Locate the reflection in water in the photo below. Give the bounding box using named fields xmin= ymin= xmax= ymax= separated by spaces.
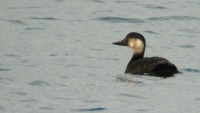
xmin=116 ymin=76 xmax=143 ymax=83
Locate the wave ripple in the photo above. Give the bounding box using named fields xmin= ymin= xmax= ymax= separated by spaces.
xmin=148 ymin=16 xmax=200 ymax=21
xmin=95 ymin=17 xmax=144 ymax=23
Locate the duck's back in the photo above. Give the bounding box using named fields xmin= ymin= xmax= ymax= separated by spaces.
xmin=125 ymin=57 xmax=178 ymax=77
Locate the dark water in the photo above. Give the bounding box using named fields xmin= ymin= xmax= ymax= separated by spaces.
xmin=0 ymin=0 xmax=200 ymax=113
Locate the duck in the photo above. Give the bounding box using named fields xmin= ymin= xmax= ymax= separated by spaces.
xmin=112 ymin=32 xmax=178 ymax=78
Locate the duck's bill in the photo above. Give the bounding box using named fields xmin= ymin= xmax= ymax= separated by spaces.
xmin=112 ymin=39 xmax=127 ymax=46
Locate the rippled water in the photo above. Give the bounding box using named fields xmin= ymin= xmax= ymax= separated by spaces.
xmin=1 ymin=0 xmax=200 ymax=113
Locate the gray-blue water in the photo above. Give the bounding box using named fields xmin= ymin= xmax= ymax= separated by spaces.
xmin=1 ymin=0 xmax=200 ymax=113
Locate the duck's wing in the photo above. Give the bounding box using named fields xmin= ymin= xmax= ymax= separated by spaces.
xmin=144 ymin=57 xmax=170 ymax=72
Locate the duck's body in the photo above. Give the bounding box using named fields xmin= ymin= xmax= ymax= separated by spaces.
xmin=125 ymin=56 xmax=178 ymax=77
xmin=113 ymin=32 xmax=178 ymax=78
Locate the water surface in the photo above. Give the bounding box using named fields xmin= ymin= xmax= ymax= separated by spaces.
xmin=0 ymin=0 xmax=200 ymax=113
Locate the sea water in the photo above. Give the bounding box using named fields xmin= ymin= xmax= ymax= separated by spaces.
xmin=0 ymin=0 xmax=200 ymax=113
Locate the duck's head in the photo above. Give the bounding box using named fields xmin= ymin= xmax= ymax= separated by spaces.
xmin=112 ymin=32 xmax=146 ymax=54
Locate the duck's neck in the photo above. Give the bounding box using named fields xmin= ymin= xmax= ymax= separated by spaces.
xmin=129 ymin=53 xmax=144 ymax=64
xmin=125 ymin=52 xmax=144 ymax=73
